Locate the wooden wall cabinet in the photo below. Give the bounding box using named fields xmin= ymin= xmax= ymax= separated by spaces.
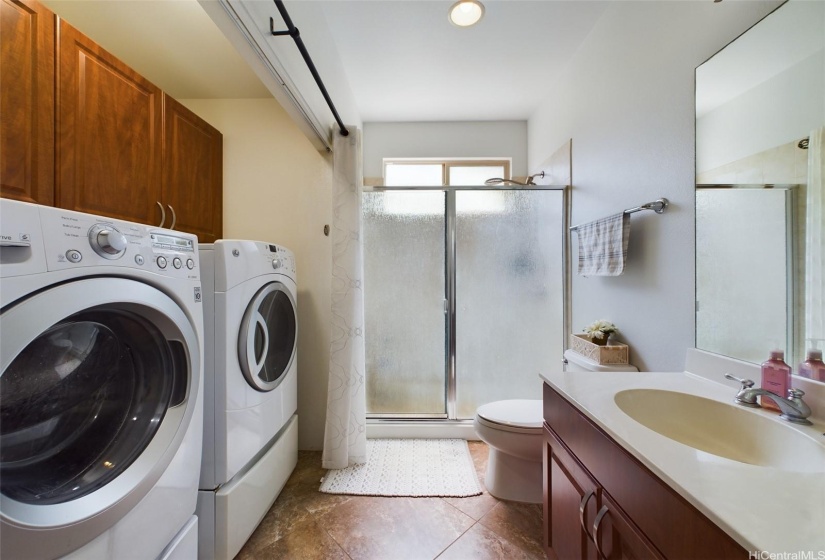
xmin=56 ymin=19 xmax=163 ymax=226
xmin=163 ymin=95 xmax=222 ymax=243
xmin=543 ymin=384 xmax=747 ymax=560
xmin=1 ymin=3 xmax=223 ymax=242
xmin=1 ymin=0 xmax=55 ymax=205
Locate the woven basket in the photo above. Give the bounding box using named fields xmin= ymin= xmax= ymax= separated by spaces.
xmin=571 ymin=334 xmax=629 ymax=365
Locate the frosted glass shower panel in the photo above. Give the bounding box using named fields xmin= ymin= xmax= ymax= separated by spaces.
xmin=363 ymin=191 xmax=447 ymax=415
xmin=455 ymin=190 xmax=564 ymax=419
xmin=696 ymin=188 xmax=790 ymax=363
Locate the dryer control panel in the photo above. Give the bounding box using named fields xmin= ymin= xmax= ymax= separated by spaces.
xmin=212 ymin=240 xmax=296 ymax=292
xmin=266 ymin=243 xmax=296 ymax=276
xmin=37 ymin=205 xmax=201 ymax=281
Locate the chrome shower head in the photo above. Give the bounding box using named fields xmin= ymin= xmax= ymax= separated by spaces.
xmin=484 ymin=171 xmax=544 ymax=186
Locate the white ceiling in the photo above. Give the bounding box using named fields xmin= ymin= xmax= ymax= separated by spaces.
xmin=695 ymin=0 xmax=824 ymax=117
xmin=313 ymin=0 xmax=610 ymax=122
xmin=42 ymin=0 xmax=610 ymax=123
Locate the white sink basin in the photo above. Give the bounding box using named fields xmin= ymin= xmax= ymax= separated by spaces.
xmin=614 ymin=389 xmax=825 ymax=472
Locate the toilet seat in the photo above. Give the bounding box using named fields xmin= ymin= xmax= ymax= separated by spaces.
xmin=476 ymin=399 xmax=543 ymax=434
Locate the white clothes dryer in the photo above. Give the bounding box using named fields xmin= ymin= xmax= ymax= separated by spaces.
xmin=197 ymin=240 xmax=298 ymax=560
xmin=0 ymin=199 xmax=204 ymax=560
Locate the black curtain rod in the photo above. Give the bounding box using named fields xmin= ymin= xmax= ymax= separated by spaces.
xmin=270 ymin=0 xmax=349 ymax=137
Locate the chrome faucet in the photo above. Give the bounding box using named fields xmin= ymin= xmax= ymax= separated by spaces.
xmin=724 ymin=374 xmax=813 ymax=426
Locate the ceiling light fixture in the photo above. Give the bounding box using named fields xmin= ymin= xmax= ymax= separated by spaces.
xmin=448 ymin=0 xmax=485 ymax=27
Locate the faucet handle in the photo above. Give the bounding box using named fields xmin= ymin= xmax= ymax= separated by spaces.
xmin=724 ymin=373 xmax=754 ymax=388
xmin=788 ymin=387 xmax=806 ymax=399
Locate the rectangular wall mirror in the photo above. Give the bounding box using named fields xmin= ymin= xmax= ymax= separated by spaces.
xmin=695 ymin=0 xmax=824 ymax=374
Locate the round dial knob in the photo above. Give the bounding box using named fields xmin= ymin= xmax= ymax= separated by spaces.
xmin=272 ymin=258 xmax=282 ymax=270
xmin=98 ymin=230 xmax=128 ymax=254
xmin=89 ymin=225 xmax=127 ymax=259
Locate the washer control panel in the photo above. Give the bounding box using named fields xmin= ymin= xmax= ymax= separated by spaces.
xmin=39 ymin=206 xmax=200 ymax=281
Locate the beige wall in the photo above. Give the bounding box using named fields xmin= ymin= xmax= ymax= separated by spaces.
xmin=181 ymin=98 xmax=333 ymax=450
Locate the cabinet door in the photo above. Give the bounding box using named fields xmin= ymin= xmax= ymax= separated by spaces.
xmin=56 ymin=19 xmax=162 ymax=224
xmin=592 ymin=491 xmax=664 ymax=560
xmin=545 ymin=427 xmax=599 ymax=560
xmin=1 ymin=0 xmax=54 ymax=205
xmin=162 ymin=95 xmax=222 ymax=242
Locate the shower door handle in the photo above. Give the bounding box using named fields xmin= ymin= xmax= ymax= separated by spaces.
xmin=444 ymin=299 xmax=449 ymax=314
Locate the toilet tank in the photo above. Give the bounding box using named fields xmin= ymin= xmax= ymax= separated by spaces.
xmin=563 ymin=349 xmax=639 ymax=372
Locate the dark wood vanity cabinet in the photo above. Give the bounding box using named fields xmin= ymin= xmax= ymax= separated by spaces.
xmin=543 ymin=384 xmax=747 ymax=560
xmin=544 ymin=429 xmax=662 ymax=560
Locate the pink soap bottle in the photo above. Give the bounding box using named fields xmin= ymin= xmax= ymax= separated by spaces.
xmin=760 ymin=350 xmax=792 ymax=412
xmin=798 ymin=349 xmax=825 ymax=382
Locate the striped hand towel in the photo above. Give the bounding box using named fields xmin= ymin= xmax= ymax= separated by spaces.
xmin=576 ymin=213 xmax=630 ymax=276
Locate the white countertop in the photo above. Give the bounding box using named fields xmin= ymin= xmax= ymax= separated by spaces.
xmin=539 ymin=369 xmax=825 ymax=554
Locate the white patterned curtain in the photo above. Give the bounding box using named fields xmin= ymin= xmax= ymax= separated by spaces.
xmin=322 ymin=127 xmax=367 ymax=469
xmin=806 ymin=127 xmax=825 ymax=351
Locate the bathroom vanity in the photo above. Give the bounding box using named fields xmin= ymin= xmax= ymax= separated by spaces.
xmin=540 ymin=368 xmax=825 ymax=559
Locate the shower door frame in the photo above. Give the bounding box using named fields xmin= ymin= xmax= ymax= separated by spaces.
xmin=364 ymin=184 xmax=571 ymax=422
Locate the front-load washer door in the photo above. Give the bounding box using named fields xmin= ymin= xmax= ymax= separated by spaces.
xmin=237 ymin=281 xmax=297 ymax=392
xmin=0 ymin=277 xmax=200 ymax=560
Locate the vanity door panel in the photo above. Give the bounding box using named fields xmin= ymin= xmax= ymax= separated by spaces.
xmin=544 ymin=384 xmax=746 ymax=559
xmin=544 ymin=426 xmax=599 ymax=560
xmin=593 ymin=491 xmax=663 ymax=560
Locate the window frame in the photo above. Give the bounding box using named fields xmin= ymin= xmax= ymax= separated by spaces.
xmin=382 ymin=158 xmax=512 ymax=187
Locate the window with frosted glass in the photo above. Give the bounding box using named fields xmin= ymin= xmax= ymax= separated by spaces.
xmin=449 ymin=166 xmax=505 ymax=186
xmin=384 ymin=164 xmax=442 ymax=186
xmin=383 ymin=160 xmax=510 ymax=187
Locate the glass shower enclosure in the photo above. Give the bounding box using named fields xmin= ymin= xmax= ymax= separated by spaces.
xmin=363 ymin=186 xmax=565 ymax=420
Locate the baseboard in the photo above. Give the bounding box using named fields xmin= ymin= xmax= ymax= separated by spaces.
xmin=366 ymin=420 xmax=479 ymax=440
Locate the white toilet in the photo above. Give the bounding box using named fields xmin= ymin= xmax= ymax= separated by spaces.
xmin=473 ymin=350 xmax=638 ymax=503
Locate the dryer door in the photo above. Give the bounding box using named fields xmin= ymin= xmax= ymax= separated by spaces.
xmin=0 ymin=277 xmax=200 ymax=560
xmin=238 ymin=281 xmax=297 ymax=392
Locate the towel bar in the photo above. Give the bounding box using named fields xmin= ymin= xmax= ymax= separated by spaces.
xmin=570 ymin=198 xmax=668 ymax=232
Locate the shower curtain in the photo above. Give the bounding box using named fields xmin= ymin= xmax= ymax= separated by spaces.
xmin=322 ymin=127 xmax=367 ymax=469
xmin=806 ymin=127 xmax=825 ymax=350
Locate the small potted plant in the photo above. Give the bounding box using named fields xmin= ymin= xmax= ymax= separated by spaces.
xmin=583 ymin=320 xmax=619 ymax=346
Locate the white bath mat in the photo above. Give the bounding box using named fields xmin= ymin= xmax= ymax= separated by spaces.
xmin=319 ymin=439 xmax=482 ymax=498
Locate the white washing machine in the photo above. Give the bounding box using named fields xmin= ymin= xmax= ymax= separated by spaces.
xmin=197 ymin=240 xmax=298 ymax=560
xmin=0 ymin=199 xmax=204 ymax=560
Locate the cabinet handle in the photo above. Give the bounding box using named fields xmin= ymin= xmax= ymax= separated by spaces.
xmin=156 ymin=201 xmax=166 ymax=228
xmin=167 ymin=205 xmax=177 ymax=230
xmin=579 ymin=489 xmax=596 ymax=542
xmin=593 ymin=505 xmax=609 ymax=560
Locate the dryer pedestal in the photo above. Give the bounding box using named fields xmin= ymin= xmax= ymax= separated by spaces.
xmin=197 ymin=415 xmax=298 ymax=560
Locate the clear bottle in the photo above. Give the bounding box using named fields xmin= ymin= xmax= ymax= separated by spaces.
xmin=798 ymin=349 xmax=825 ymax=382
xmin=760 ymin=350 xmax=792 ymax=412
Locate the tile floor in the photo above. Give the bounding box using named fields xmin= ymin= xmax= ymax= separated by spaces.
xmin=236 ymin=442 xmax=545 ymax=560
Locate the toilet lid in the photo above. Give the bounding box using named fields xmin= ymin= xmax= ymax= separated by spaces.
xmin=476 ymin=399 xmax=543 ymax=429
